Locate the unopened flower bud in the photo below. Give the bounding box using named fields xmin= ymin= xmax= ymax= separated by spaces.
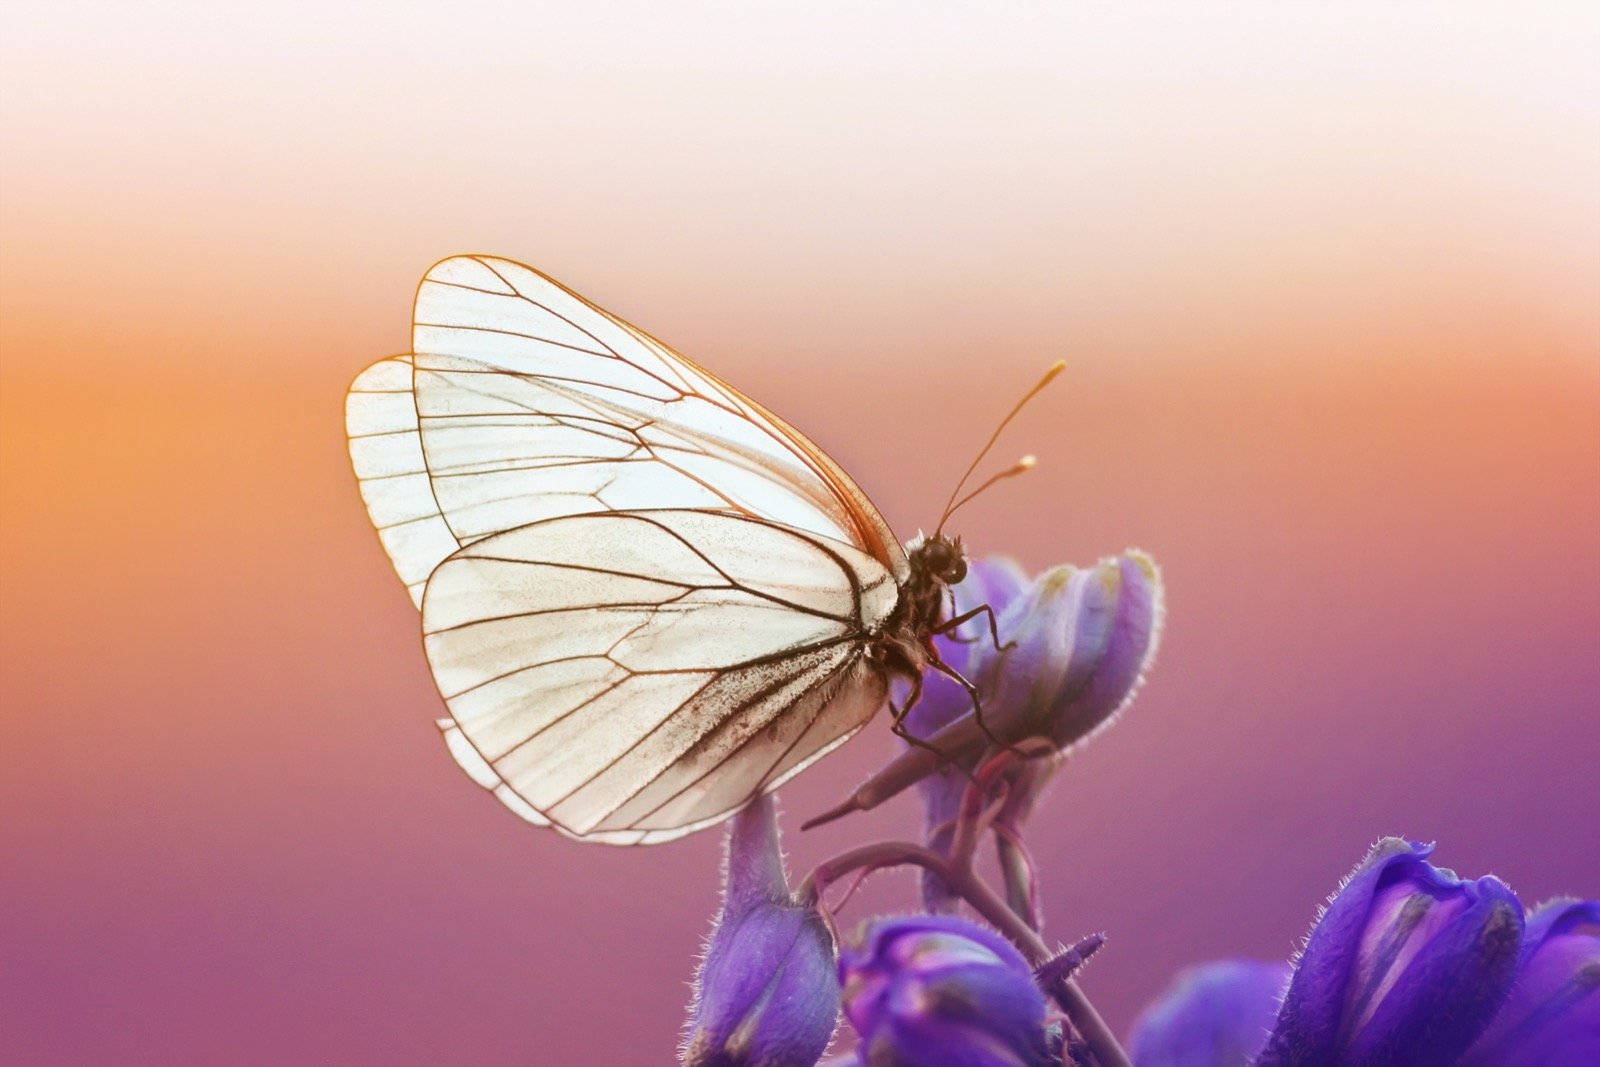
xmin=682 ymin=794 xmax=838 ymax=1067
xmin=984 ymin=551 xmax=1163 ymax=752
xmin=802 ymin=554 xmax=1161 ymax=839
xmin=839 ymin=914 xmax=1053 ymax=1066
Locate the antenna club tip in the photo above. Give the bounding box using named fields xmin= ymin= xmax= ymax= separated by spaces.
xmin=1017 ymin=454 xmax=1038 ymax=469
xmin=1043 ymin=359 xmax=1067 ymax=379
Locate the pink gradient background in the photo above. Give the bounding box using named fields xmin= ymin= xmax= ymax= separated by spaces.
xmin=3 ymin=4 xmax=1596 ymax=1063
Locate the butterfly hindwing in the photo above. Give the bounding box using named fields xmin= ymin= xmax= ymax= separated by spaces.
xmin=420 ymin=509 xmax=897 ymax=843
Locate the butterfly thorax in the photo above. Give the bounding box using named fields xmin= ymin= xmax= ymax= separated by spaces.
xmin=870 ymin=533 xmax=967 ymax=678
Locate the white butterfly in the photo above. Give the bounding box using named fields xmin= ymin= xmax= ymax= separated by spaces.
xmin=346 ymin=255 xmax=1040 ymax=844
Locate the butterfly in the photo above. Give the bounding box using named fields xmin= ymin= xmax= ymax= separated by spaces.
xmin=346 ymin=255 xmax=1056 ymax=844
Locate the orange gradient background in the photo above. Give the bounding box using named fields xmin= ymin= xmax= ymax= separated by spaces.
xmin=3 ymin=4 xmax=1597 ymax=1063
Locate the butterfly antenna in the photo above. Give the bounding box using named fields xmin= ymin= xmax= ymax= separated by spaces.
xmin=941 ymin=455 xmax=1037 ymax=529
xmin=935 ymin=361 xmax=1065 ymax=535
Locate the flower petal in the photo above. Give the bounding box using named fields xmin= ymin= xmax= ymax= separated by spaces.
xmin=1344 ymin=875 xmax=1522 ymax=1066
xmin=980 ymin=551 xmax=1163 ymax=752
xmin=1047 ymin=552 xmax=1163 ymax=750
xmin=1260 ymin=839 xmax=1525 ymax=1067
xmin=1462 ymin=897 xmax=1600 ymax=1066
xmin=1260 ymin=839 xmax=1432 ymax=1061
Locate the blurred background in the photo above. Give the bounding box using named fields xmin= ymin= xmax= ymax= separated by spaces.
xmin=3 ymin=3 xmax=1596 ymax=1062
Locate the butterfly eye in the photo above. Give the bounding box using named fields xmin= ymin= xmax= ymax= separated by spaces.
xmin=947 ymin=557 xmax=968 ymax=584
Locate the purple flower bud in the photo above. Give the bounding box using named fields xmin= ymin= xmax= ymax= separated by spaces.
xmin=839 ymin=914 xmax=1054 ymax=1066
xmin=1258 ymin=839 xmax=1524 ymax=1067
xmin=683 ymin=794 xmax=838 ymax=1067
xmin=1126 ymin=959 xmax=1289 ymax=1066
xmin=1461 ymin=896 xmax=1599 ymax=1066
xmin=983 ymin=551 xmax=1163 ymax=752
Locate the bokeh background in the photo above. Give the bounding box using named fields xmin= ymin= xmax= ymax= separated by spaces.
xmin=3 ymin=3 xmax=1596 ymax=1063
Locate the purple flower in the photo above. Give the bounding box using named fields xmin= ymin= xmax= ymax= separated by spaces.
xmin=1258 ymin=839 xmax=1524 ymax=1067
xmin=838 ymin=914 xmax=1054 ymax=1066
xmin=983 ymin=551 xmax=1163 ymax=752
xmin=682 ymin=794 xmax=838 ymax=1067
xmin=1461 ymin=896 xmax=1600 ymax=1066
xmin=1126 ymin=959 xmax=1289 ymax=1066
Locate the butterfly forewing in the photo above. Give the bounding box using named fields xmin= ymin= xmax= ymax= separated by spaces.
xmin=345 ymin=255 xmax=907 ymax=843
xmin=410 ymin=255 xmax=905 ymax=575
xmin=345 ymin=355 xmax=461 ymax=607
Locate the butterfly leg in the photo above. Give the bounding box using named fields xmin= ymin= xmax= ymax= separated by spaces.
xmin=933 ymin=602 xmax=1012 ymax=653
xmin=928 ymin=656 xmax=1022 ymax=756
xmin=887 ymin=670 xmax=955 ymax=765
xmin=888 ymin=667 xmax=922 ymax=723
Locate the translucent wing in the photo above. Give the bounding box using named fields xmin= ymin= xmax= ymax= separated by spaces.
xmin=345 ymin=355 xmax=458 ymax=607
xmin=421 ymin=509 xmax=897 ymax=844
xmin=344 ymin=256 xmax=912 ymax=844
xmin=405 ymin=254 xmax=906 ymax=578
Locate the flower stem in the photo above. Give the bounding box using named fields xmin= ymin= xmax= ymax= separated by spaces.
xmin=994 ymin=825 xmax=1042 ymax=931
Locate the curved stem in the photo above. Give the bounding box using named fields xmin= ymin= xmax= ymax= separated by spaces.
xmin=794 ymin=840 xmax=949 ymax=906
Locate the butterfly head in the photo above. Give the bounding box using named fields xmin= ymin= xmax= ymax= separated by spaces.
xmin=909 ymin=532 xmax=968 ymax=587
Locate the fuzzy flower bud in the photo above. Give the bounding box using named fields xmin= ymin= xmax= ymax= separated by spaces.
xmin=983 ymin=551 xmax=1163 ymax=752
xmin=1258 ymin=839 xmax=1524 ymax=1067
xmin=838 ymin=914 xmax=1054 ymax=1066
xmin=682 ymin=794 xmax=838 ymax=1067
xmin=1126 ymin=959 xmax=1289 ymax=1066
xmin=1461 ymin=896 xmax=1599 ymax=1066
